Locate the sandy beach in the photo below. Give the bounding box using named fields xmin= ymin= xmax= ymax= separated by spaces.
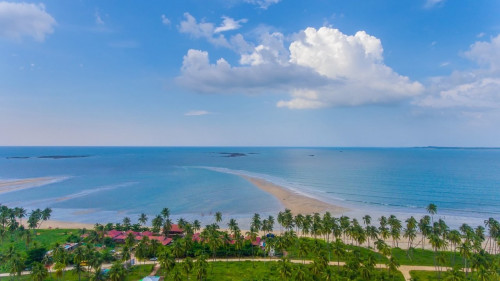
xmin=242 ymin=175 xmax=348 ymax=215
xmin=0 ymin=177 xmax=63 ymax=195
xmin=21 ymin=220 xmax=96 ymax=230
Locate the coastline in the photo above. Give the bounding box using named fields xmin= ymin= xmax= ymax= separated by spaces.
xmin=21 ymin=220 xmax=96 ymax=230
xmin=241 ymin=175 xmax=348 ymax=215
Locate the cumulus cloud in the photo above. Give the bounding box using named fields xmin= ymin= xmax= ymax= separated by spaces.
xmin=178 ymin=13 xmax=230 ymax=47
xmin=0 ymin=1 xmax=56 ymax=41
xmin=178 ymin=26 xmax=423 ymax=108
xmin=214 ymin=16 xmax=247 ymax=33
xmin=184 ymin=110 xmax=211 ymax=116
xmin=244 ymin=0 xmax=281 ymax=9
xmin=161 ymin=14 xmax=170 ymax=25
xmin=416 ymin=35 xmax=500 ymax=108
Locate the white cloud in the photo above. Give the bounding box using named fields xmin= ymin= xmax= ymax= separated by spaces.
xmin=244 ymin=0 xmax=281 ymax=9
xmin=177 ymin=27 xmax=424 ymax=108
xmin=416 ymin=35 xmax=500 ymax=108
xmin=424 ymin=0 xmax=446 ymax=8
xmin=161 ymin=14 xmax=170 ymax=25
xmin=477 ymin=32 xmax=485 ymax=38
xmin=178 ymin=13 xmax=230 ymax=47
xmin=184 ymin=110 xmax=211 ymax=116
xmin=95 ymin=11 xmax=104 ymax=25
xmin=214 ymin=16 xmax=247 ymax=33
xmin=0 ymin=1 xmax=56 ymax=41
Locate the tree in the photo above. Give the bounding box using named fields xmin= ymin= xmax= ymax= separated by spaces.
xmin=332 ymin=239 xmax=346 ymax=271
xmin=7 ymin=253 xmax=25 ymax=280
xmin=215 ymin=211 xmax=222 ymax=225
xmin=297 ymin=239 xmax=309 ymax=264
xmin=278 ymin=257 xmax=293 ymax=281
xmin=427 ymin=203 xmax=437 ymax=223
xmin=151 ymin=215 xmax=163 ymax=233
xmin=195 ymin=254 xmax=208 ymax=281
xmin=161 ymin=207 xmax=170 ymax=219
xmin=139 ymin=213 xmax=148 ymax=226
xmin=31 ymin=262 xmax=48 ymax=281
xmin=90 ymin=266 xmax=106 ymax=281
xmin=172 ymin=266 xmax=183 ymax=281
xmin=73 ymin=246 xmax=87 ymax=281
xmin=182 ymin=257 xmax=194 ymax=280
xmin=108 ymin=261 xmax=126 ymax=281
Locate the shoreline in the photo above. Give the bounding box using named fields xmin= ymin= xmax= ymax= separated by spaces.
xmin=21 ymin=220 xmax=96 ymax=230
xmin=242 ymin=175 xmax=349 ymax=215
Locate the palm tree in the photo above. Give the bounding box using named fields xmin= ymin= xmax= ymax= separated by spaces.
xmin=30 ymin=262 xmax=48 ymax=281
xmin=386 ymin=256 xmax=400 ymax=279
xmin=427 ymin=203 xmax=437 ymax=223
xmin=278 ymin=257 xmax=293 ymax=281
xmin=138 ymin=213 xmax=148 ymax=226
xmin=445 ymin=265 xmax=465 ymax=281
xmin=90 ymin=266 xmax=105 ymax=281
xmin=418 ymin=215 xmax=431 ymax=250
xmin=73 ymin=246 xmax=87 ymax=281
xmin=151 ymin=215 xmax=163 ymax=233
xmin=332 ymin=238 xmax=346 ymax=271
xmin=7 ymin=253 xmax=24 ymax=280
xmin=182 ymin=257 xmax=194 ymax=280
xmin=297 ymin=239 xmax=309 ymax=264
xmin=458 ymin=242 xmax=472 ymax=276
xmin=215 ymin=211 xmax=222 ymax=225
xmin=171 ymin=266 xmax=183 ymax=281
xmin=193 ymin=219 xmax=201 ymax=233
xmin=195 ymin=254 xmax=208 ymax=281
xmin=294 ymin=265 xmax=308 ymax=281
xmin=161 ymin=207 xmax=170 ymax=219
xmin=108 ymin=261 xmax=126 ymax=281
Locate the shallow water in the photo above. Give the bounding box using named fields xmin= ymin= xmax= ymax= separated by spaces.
xmin=0 ymin=147 xmax=498 ymax=228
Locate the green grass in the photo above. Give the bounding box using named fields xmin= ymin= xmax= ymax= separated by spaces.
xmin=0 ymin=229 xmax=74 ymax=254
xmin=0 ymin=264 xmax=154 ymax=281
xmin=391 ymin=247 xmax=464 ymax=267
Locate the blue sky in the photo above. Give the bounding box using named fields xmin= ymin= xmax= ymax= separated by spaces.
xmin=1 ymin=0 xmax=500 ymax=146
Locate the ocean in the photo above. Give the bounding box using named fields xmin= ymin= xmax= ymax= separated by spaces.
xmin=0 ymin=147 xmax=499 ymax=228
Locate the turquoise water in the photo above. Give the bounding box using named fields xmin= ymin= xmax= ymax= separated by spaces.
xmin=0 ymin=147 xmax=499 ymax=227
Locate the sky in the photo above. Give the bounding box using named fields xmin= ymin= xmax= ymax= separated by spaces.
xmin=1 ymin=0 xmax=500 ymax=146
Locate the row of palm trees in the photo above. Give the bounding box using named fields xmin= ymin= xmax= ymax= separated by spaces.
xmin=1 ymin=203 xmax=499 ymax=280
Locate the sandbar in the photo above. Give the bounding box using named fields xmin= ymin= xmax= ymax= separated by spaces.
xmin=242 ymin=175 xmax=348 ymax=215
xmin=0 ymin=177 xmax=61 ymax=194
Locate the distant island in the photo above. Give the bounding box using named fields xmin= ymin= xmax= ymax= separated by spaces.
xmin=6 ymin=155 xmax=90 ymax=159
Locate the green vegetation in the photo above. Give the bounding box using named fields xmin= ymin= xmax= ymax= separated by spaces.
xmin=1 ymin=203 xmax=499 ymax=280
xmin=158 ymin=261 xmax=406 ymax=281
xmin=0 ymin=265 xmax=153 ymax=281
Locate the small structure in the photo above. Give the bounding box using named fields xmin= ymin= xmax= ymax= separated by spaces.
xmin=141 ymin=276 xmax=163 ymax=281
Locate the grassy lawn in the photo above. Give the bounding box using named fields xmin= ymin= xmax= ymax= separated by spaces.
xmin=0 ymin=264 xmax=154 ymax=281
xmin=0 ymin=229 xmax=75 ymax=254
xmin=391 ymin=247 xmax=464 ymax=267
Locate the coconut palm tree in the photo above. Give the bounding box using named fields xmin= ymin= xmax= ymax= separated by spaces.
xmin=7 ymin=253 xmax=24 ymax=280
xmin=427 ymin=203 xmax=437 ymax=223
xmin=278 ymin=257 xmax=293 ymax=281
xmin=195 ymin=254 xmax=208 ymax=281
xmin=332 ymin=238 xmax=346 ymax=271
xmin=138 ymin=213 xmax=148 ymax=226
xmin=215 ymin=211 xmax=222 ymax=225
xmin=251 ymin=213 xmax=261 ymax=234
xmin=182 ymin=257 xmax=194 ymax=280
xmin=161 ymin=208 xmax=170 ymax=219
xmin=193 ymin=219 xmax=201 ymax=233
xmin=151 ymin=215 xmax=163 ymax=233
xmin=297 ymin=239 xmax=309 ymax=264
xmin=418 ymin=215 xmax=431 ymax=250
xmin=108 ymin=261 xmax=126 ymax=281
xmin=30 ymin=262 xmax=48 ymax=281
xmin=458 ymin=242 xmax=472 ymax=277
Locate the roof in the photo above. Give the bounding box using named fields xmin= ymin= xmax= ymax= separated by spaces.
xmin=170 ymin=224 xmax=183 ymax=233
xmin=141 ymin=277 xmax=161 ymax=281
